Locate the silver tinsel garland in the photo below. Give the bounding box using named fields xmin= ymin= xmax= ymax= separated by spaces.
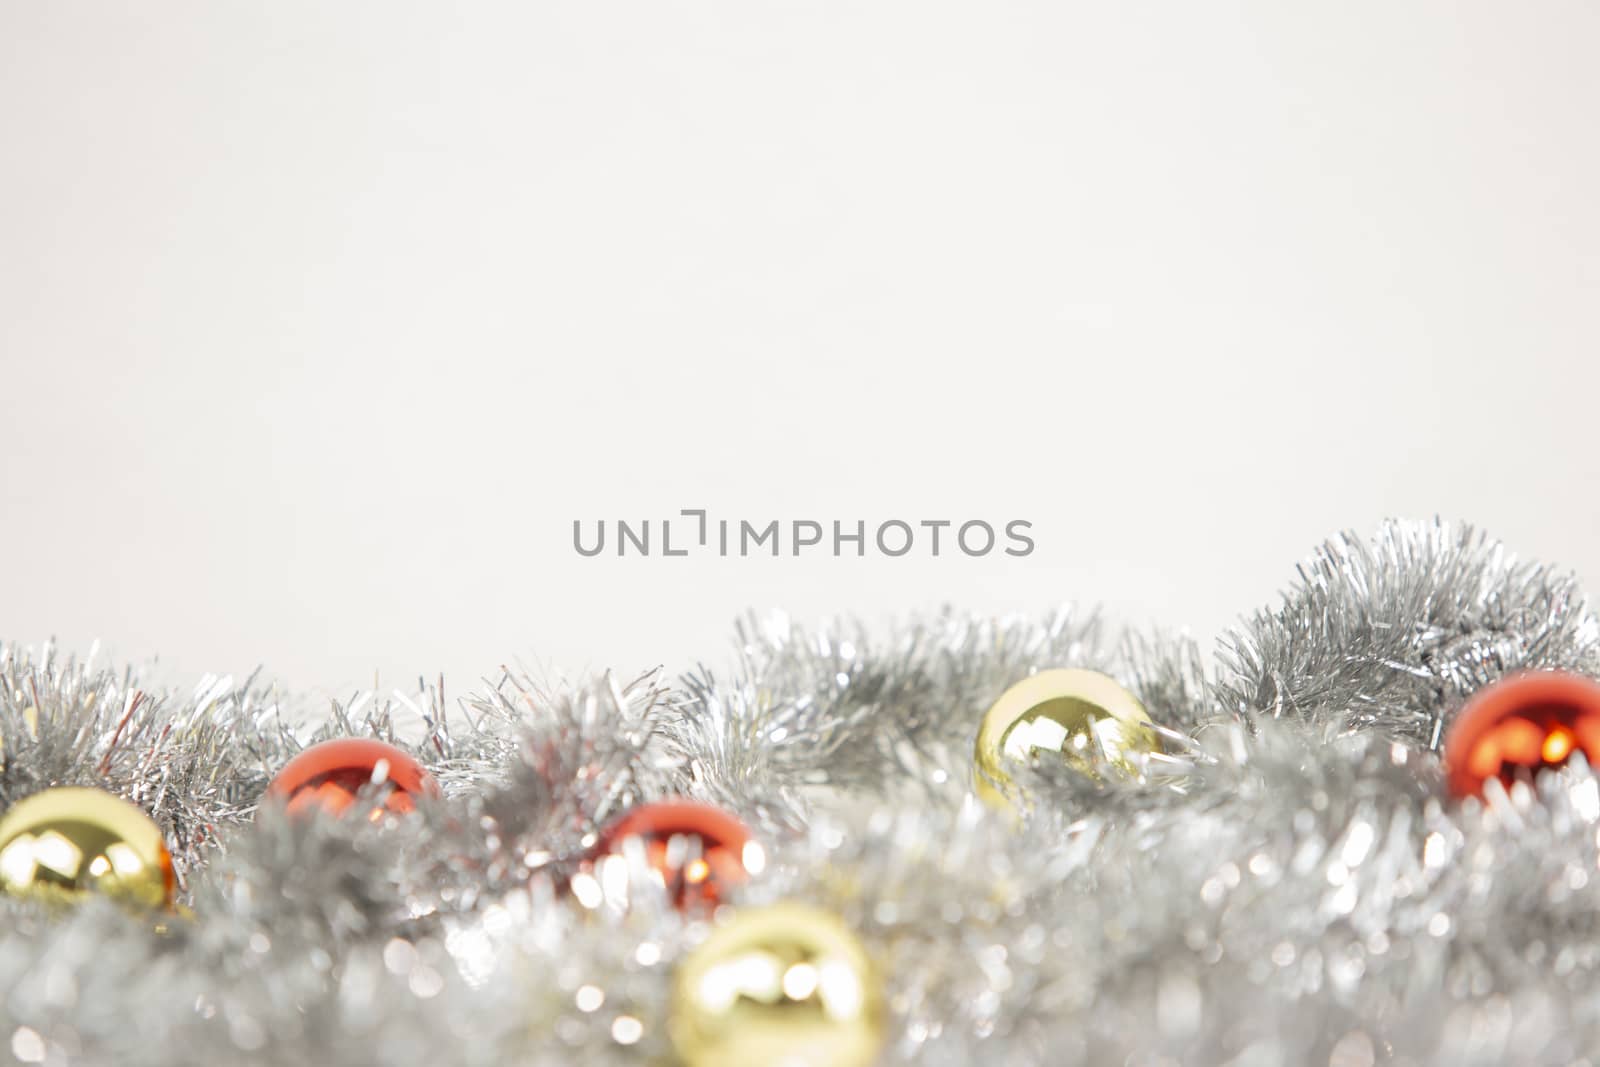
xmin=3 ymin=518 xmax=1599 ymax=1065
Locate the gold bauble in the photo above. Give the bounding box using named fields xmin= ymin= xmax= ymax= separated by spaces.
xmin=0 ymin=787 xmax=174 ymax=908
xmin=974 ymin=668 xmax=1159 ymax=808
xmin=670 ymin=902 xmax=883 ymax=1067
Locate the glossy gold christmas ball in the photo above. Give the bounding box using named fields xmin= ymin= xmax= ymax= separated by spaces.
xmin=0 ymin=787 xmax=174 ymax=908
xmin=974 ymin=668 xmax=1159 ymax=807
xmin=670 ymin=902 xmax=883 ymax=1067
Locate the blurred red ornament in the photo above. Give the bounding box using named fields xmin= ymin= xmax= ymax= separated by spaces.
xmin=591 ymin=800 xmax=759 ymax=909
xmin=1443 ymin=670 xmax=1600 ymax=799
xmin=265 ymin=738 xmax=439 ymax=820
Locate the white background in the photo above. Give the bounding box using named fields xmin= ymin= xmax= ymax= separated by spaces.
xmin=2 ymin=3 xmax=1597 ymax=696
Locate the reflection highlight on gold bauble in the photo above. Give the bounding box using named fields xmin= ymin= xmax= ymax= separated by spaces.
xmin=670 ymin=902 xmax=883 ymax=1067
xmin=974 ymin=668 xmax=1159 ymax=808
xmin=0 ymin=786 xmax=174 ymax=908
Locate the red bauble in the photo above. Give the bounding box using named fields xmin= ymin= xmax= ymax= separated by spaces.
xmin=265 ymin=738 xmax=440 ymax=820
xmin=591 ymin=800 xmax=758 ymax=909
xmin=1443 ymin=670 xmax=1600 ymax=799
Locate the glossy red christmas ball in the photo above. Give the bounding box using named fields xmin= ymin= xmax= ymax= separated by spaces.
xmin=265 ymin=738 xmax=440 ymax=820
xmin=1443 ymin=670 xmax=1600 ymax=799
xmin=591 ymin=800 xmax=759 ymax=909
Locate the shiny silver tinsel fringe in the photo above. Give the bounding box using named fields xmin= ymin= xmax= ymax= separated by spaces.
xmin=670 ymin=607 xmax=1210 ymax=830
xmin=2 ymin=519 xmax=1599 ymax=1066
xmin=1216 ymin=518 xmax=1600 ymax=749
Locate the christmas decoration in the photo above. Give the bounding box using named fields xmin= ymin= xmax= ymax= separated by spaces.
xmin=1442 ymin=669 xmax=1600 ymax=799
xmin=589 ymin=800 xmax=760 ymax=910
xmin=1216 ymin=520 xmax=1600 ymax=746
xmin=667 ymin=605 xmax=1204 ymax=831
xmin=3 ymin=519 xmax=1600 ymax=1065
xmin=973 ymin=667 xmax=1159 ymax=807
xmin=265 ymin=737 xmax=440 ymax=819
xmin=670 ymin=902 xmax=882 ymax=1067
xmin=0 ymin=786 xmax=173 ymax=907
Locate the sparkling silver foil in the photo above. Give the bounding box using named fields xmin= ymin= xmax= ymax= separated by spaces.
xmin=1 ymin=521 xmax=1598 ymax=1065
xmin=1216 ymin=518 xmax=1600 ymax=748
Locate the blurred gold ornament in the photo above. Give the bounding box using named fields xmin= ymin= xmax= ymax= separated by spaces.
xmin=670 ymin=902 xmax=883 ymax=1067
xmin=0 ymin=786 xmax=174 ymax=908
xmin=974 ymin=668 xmax=1159 ymax=807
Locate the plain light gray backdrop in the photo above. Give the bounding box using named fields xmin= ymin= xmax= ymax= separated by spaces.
xmin=2 ymin=3 xmax=1597 ymax=699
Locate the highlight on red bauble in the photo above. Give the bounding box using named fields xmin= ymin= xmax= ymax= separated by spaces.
xmin=264 ymin=737 xmax=440 ymax=820
xmin=588 ymin=799 xmax=761 ymax=910
xmin=1442 ymin=670 xmax=1600 ymax=800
